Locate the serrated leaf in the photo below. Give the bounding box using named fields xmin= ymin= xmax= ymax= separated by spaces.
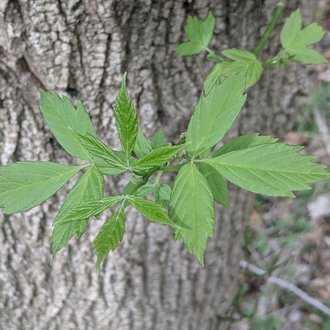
xmin=51 ymin=166 xmax=104 ymax=253
xmin=202 ymin=143 xmax=330 ymax=197
xmin=280 ymin=9 xmax=302 ymax=49
xmin=151 ymin=130 xmax=171 ymax=149
xmin=57 ymin=195 xmax=123 ymax=224
xmin=132 ymin=144 xmax=185 ymax=174
xmin=135 ymin=181 xmax=156 ymax=197
xmin=293 ymin=48 xmax=327 ymax=64
xmin=0 ymin=162 xmax=83 ymax=214
xmin=175 ymin=42 xmax=205 ymax=56
xmin=93 ymin=158 xmax=129 ymax=176
xmin=203 ymin=63 xmax=225 ymax=95
xmin=213 ymin=134 xmax=278 ymax=157
xmin=127 ymin=195 xmax=175 ymax=227
xmin=93 ymin=208 xmax=125 ymax=270
xmin=293 ymin=23 xmax=326 ymax=48
xmin=246 ymin=60 xmax=263 ymax=87
xmin=40 ymin=90 xmax=96 ymax=160
xmin=221 ymin=49 xmax=263 ymax=88
xmin=155 ymin=183 xmax=172 ymax=208
xmin=114 ymin=73 xmax=138 ymax=158
xmin=222 ymin=48 xmax=257 ymax=61
xmin=186 ymin=74 xmax=247 ymax=156
xmin=73 ymin=132 xmax=128 ymax=172
xmin=199 ymin=163 xmax=230 ymax=207
xmin=280 ymin=9 xmax=326 ymax=65
xmin=169 ymin=163 xmax=215 ymax=265
xmin=175 ymin=12 xmax=215 ymax=56
xmin=95 ymin=151 xmax=134 ymax=176
xmin=134 ymin=129 xmax=153 ymax=158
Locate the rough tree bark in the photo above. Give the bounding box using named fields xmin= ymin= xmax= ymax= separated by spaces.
xmin=0 ymin=0 xmax=311 ymax=329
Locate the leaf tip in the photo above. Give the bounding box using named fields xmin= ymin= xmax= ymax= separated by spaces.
xmin=197 ymin=254 xmax=205 ymax=267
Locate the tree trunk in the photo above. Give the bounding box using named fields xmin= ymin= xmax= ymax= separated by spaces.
xmin=0 ymin=0 xmax=310 ymax=329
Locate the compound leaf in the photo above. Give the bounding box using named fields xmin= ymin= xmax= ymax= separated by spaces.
xmin=202 ymin=143 xmax=330 ymax=197
xmin=114 ymin=73 xmax=138 ymax=158
xmin=40 ymin=90 xmax=96 ymax=160
xmin=93 ymin=208 xmax=125 ymax=270
xmin=169 ymin=163 xmax=214 ymax=265
xmin=51 ymin=166 xmax=104 ymax=253
xmin=280 ymin=9 xmax=326 ymax=64
xmin=0 ymin=161 xmax=83 ymax=214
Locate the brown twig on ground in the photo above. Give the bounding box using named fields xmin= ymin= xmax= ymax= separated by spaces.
xmin=240 ymin=260 xmax=330 ymax=317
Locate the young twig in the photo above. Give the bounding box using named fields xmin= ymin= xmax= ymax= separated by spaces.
xmin=314 ymin=108 xmax=330 ymax=156
xmin=253 ymin=0 xmax=285 ymax=56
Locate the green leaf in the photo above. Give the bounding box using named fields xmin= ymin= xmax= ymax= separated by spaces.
xmin=213 ymin=134 xmax=278 ymax=157
xmin=40 ymin=90 xmax=96 ymax=160
xmin=169 ymin=163 xmax=214 ymax=265
xmin=203 ymin=63 xmax=225 ymax=95
xmin=293 ymin=23 xmax=326 ymax=47
xmin=57 ymin=196 xmax=123 ymax=224
xmin=280 ymin=9 xmax=326 ymax=64
xmin=293 ymin=48 xmax=327 ymax=65
xmin=201 ymin=143 xmax=330 ymax=197
xmin=175 ymin=12 xmax=215 ymax=56
xmin=73 ymin=132 xmax=127 ymax=172
xmin=93 ymin=158 xmax=129 ymax=176
xmin=199 ymin=163 xmax=230 ymax=207
xmin=155 ymin=183 xmax=172 ymax=208
xmin=95 ymin=151 xmax=133 ymax=176
xmin=93 ymin=208 xmax=125 ymax=270
xmin=127 ymin=195 xmax=175 ymax=227
xmin=222 ymin=48 xmax=256 ymax=61
xmin=114 ymin=73 xmax=138 ymax=158
xmin=0 ymin=161 xmax=83 ymax=214
xmin=280 ymin=9 xmax=302 ymax=49
xmin=51 ymin=166 xmax=104 ymax=253
xmin=134 ymin=129 xmax=153 ymax=158
xmin=175 ymin=42 xmax=205 ymax=57
xmin=221 ymin=49 xmax=263 ymax=88
xmin=135 ymin=181 xmax=157 ymax=197
xmin=186 ymin=74 xmax=247 ymax=156
xmin=132 ymin=144 xmax=185 ymax=174
xmin=151 ymin=130 xmax=171 ymax=149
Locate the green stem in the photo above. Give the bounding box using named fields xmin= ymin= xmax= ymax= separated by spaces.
xmin=205 ymin=47 xmax=216 ymax=56
xmin=252 ymin=0 xmax=285 ymax=56
xmin=205 ymin=47 xmax=224 ymax=62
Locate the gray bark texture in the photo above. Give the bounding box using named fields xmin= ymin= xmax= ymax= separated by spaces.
xmin=0 ymin=0 xmax=312 ymax=329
